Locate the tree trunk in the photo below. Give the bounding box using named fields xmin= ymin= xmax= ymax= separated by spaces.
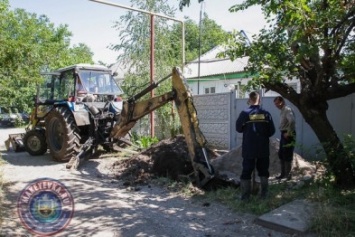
xmin=299 ymin=103 xmax=355 ymax=188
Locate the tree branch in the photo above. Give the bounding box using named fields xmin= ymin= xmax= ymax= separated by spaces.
xmin=330 ymin=8 xmax=355 ymax=36
xmin=334 ymin=20 xmax=355 ymax=59
xmin=264 ymin=81 xmax=300 ymax=106
xmin=327 ymin=82 xmax=355 ymax=100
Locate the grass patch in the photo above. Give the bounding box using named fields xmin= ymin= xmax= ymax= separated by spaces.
xmin=202 ymin=181 xmax=313 ymax=215
xmin=196 ymin=179 xmax=355 ymax=236
xmin=309 ymin=187 xmax=355 ymax=237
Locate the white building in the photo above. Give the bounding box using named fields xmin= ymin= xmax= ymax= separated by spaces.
xmin=183 ymin=45 xmax=300 ymax=97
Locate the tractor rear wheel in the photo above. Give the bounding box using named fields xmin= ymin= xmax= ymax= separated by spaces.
xmin=45 ymin=107 xmax=81 ymax=162
xmin=24 ymin=129 xmax=47 ymax=156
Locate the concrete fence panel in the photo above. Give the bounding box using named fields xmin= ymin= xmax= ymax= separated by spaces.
xmin=194 ymin=92 xmax=355 ymax=160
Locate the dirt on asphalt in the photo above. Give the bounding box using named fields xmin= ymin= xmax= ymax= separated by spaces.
xmin=0 ymin=127 xmax=315 ymax=237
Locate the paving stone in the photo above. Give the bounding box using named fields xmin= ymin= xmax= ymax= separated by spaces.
xmin=255 ymin=199 xmax=316 ymax=235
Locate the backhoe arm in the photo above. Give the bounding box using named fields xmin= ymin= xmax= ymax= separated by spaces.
xmin=110 ymin=91 xmax=175 ymax=139
xmin=110 ymin=67 xmax=214 ymax=187
xmin=171 ymin=67 xmax=214 ymax=187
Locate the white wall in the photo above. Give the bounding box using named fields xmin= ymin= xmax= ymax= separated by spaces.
xmin=188 ymin=77 xmax=300 ymax=97
xmin=194 ymin=92 xmax=355 ymax=160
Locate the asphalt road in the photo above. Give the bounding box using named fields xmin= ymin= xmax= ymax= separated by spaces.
xmin=0 ymin=127 xmax=293 ymax=237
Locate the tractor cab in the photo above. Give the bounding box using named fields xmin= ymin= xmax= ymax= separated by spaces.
xmin=39 ymin=64 xmax=123 ymax=104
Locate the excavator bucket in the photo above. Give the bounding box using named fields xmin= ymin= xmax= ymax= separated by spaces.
xmin=4 ymin=133 xmax=25 ymax=152
xmin=171 ymin=68 xmax=239 ymax=190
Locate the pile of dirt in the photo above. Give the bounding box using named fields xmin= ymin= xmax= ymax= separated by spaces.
xmin=113 ymin=135 xmax=194 ymax=185
xmin=211 ymin=138 xmax=317 ymax=182
xmin=112 ymin=135 xmax=317 ymax=186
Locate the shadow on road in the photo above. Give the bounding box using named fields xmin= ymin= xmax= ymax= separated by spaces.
xmin=2 ymin=173 xmax=245 ymax=237
xmin=0 ymin=150 xmax=58 ymax=167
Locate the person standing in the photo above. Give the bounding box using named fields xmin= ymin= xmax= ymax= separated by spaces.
xmin=236 ymin=91 xmax=275 ymax=200
xmin=273 ymin=96 xmax=296 ymax=180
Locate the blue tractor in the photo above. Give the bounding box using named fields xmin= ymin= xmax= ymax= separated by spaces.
xmin=22 ymin=64 xmax=126 ymax=163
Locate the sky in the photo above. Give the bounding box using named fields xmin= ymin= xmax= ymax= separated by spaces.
xmin=9 ymin=0 xmax=266 ymax=64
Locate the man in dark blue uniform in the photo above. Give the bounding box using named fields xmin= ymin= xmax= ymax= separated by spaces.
xmin=236 ymin=91 xmax=275 ymax=200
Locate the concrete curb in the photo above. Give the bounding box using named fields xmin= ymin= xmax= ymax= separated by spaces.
xmin=254 ymin=199 xmax=316 ymax=235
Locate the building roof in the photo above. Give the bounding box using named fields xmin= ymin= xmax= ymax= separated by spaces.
xmin=55 ymin=64 xmax=111 ymax=73
xmin=183 ymin=45 xmax=249 ymax=79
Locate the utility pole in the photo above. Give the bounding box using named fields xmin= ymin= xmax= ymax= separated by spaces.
xmin=89 ymin=0 xmax=185 ymax=137
xmin=197 ymin=0 xmax=204 ymax=95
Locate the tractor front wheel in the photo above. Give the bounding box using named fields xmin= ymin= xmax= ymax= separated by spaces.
xmin=45 ymin=107 xmax=81 ymax=162
xmin=24 ymin=129 xmax=47 ymax=156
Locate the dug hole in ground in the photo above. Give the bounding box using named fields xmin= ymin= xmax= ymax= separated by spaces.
xmin=113 ymin=135 xmax=318 ymax=189
xmin=0 ymin=128 xmax=317 ymax=237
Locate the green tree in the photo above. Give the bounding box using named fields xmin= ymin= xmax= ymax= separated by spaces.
xmin=111 ymin=0 xmax=177 ymax=79
xmin=111 ymin=0 xmax=229 ymax=138
xmin=178 ymin=0 xmax=203 ymax=10
xmin=110 ymin=0 xmax=179 ymax=138
xmin=217 ymin=1 xmax=355 ymax=188
xmin=0 ymin=0 xmax=93 ymax=112
xmin=169 ymin=14 xmax=229 ymax=62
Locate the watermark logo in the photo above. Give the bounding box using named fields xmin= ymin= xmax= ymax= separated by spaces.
xmin=17 ymin=178 xmax=74 ymax=236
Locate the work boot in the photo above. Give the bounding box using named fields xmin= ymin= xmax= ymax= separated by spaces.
xmin=260 ymin=177 xmax=268 ymax=199
xmin=276 ymin=160 xmax=285 ymax=179
xmin=285 ymin=161 xmax=292 ymax=180
xmin=240 ymin=179 xmax=251 ymax=201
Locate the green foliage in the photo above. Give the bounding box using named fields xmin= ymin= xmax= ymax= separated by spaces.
xmin=0 ymin=1 xmax=94 ymax=112
xmin=198 ymin=179 xmax=355 ymax=236
xmin=203 ymin=182 xmax=311 ymax=215
xmin=343 ymin=135 xmax=355 ymax=170
xmin=111 ymin=1 xmax=179 ymax=139
xmin=309 ymin=186 xmax=355 ymax=237
xmin=132 ymin=133 xmax=159 ymax=148
xmin=315 ymin=134 xmax=355 ymax=186
xmin=224 ymin=0 xmax=355 ymax=95
xmin=111 ymin=0 xmax=229 ymax=84
xmin=111 ymin=0 xmax=228 ymax=138
xmin=14 ymin=117 xmax=27 ymax=127
xmin=170 ymin=15 xmax=230 ymax=63
xmin=111 ymin=0 xmax=177 ymax=78
xmin=312 ymin=204 xmax=355 ymax=237
xmin=218 ymin=0 xmax=355 ymax=188
xmin=178 ymin=0 xmax=204 ymax=11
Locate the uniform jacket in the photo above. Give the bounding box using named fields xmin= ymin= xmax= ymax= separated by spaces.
xmin=279 ymin=104 xmax=296 ymax=135
xmin=236 ymin=105 xmax=275 ymax=159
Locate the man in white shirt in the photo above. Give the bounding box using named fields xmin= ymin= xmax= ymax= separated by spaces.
xmin=274 ymin=96 xmax=296 ymax=180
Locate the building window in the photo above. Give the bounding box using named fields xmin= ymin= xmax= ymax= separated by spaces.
xmin=204 ymin=86 xmax=215 ymax=94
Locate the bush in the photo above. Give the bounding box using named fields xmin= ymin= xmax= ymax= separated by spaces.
xmin=132 ymin=133 xmax=159 ymax=149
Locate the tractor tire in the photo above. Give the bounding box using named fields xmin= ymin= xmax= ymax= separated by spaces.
xmin=24 ymin=129 xmax=47 ymax=156
xmin=45 ymin=107 xmax=81 ymax=162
